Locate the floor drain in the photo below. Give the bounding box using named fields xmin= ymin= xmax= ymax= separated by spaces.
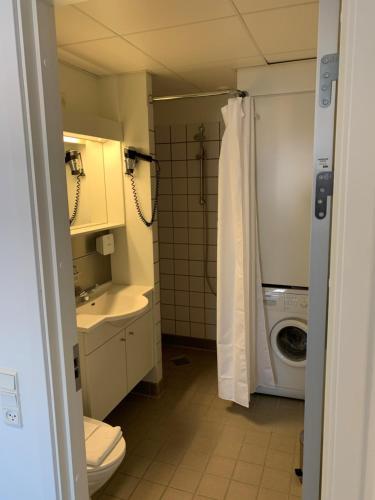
xmin=171 ymin=355 xmax=191 ymax=366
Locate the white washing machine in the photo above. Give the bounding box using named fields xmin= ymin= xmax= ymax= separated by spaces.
xmin=257 ymin=286 xmax=308 ymax=400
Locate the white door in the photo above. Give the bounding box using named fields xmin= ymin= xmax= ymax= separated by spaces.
xmin=255 ymin=92 xmax=315 ymax=287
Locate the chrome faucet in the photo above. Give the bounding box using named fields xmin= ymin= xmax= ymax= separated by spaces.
xmin=79 ymin=290 xmax=90 ymax=302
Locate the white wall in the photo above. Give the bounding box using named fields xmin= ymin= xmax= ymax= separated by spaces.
xmin=154 ymin=94 xmax=227 ymax=126
xmin=59 ymin=62 xmax=99 ymax=115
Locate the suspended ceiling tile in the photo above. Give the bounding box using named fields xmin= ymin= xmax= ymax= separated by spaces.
xmin=62 ymin=37 xmax=166 ymax=74
xmin=176 ymin=67 xmax=236 ymax=91
xmin=243 ymin=4 xmax=318 ymax=55
xmin=152 ymin=74 xmax=199 ymax=97
xmin=76 ymin=0 xmax=236 ymax=35
xmin=233 ymin=0 xmax=318 ymax=13
xmin=58 ymin=48 xmax=110 ymax=75
xmin=266 ymin=48 xmax=316 ymax=63
xmin=55 ymin=6 xmax=113 ymax=45
xmin=125 ymin=17 xmax=260 ymax=69
xmin=175 ymin=56 xmax=265 ymax=91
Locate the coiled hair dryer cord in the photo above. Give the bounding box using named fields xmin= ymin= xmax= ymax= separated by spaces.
xmin=129 ymin=160 xmax=160 ymax=227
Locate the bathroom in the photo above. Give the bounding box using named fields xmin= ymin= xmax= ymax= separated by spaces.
xmin=56 ymin=0 xmax=315 ymax=494
xmin=2 ymin=1 xmax=367 ymax=500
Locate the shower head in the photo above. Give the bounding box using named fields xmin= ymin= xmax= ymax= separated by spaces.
xmin=193 ymin=124 xmax=206 ymax=141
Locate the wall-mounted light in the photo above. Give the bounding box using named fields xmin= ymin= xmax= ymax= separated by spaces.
xmin=63 ymin=135 xmax=82 ymax=144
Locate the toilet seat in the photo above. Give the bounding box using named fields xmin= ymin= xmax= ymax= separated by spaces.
xmin=87 ymin=437 xmax=126 ymax=473
xmin=84 ymin=416 xmax=126 ymax=495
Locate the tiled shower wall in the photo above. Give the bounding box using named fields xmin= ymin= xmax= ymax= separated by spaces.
xmin=155 ymin=122 xmax=223 ymax=341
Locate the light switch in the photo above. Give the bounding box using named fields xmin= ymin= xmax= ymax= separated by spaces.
xmin=0 ymin=371 xmax=16 ymax=392
xmin=1 ymin=392 xmax=17 ymax=408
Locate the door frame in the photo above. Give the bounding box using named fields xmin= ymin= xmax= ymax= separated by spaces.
xmin=0 ymin=0 xmax=88 ymax=498
xmin=321 ymin=0 xmax=375 ymax=498
xmin=4 ymin=0 xmax=375 ymax=498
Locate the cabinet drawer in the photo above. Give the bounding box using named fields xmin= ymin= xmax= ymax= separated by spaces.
xmin=81 ymin=321 xmax=124 ymax=355
xmin=126 ymin=310 xmax=154 ymax=392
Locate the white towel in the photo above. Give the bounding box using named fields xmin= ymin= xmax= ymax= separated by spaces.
xmin=85 ymin=425 xmax=122 ymax=467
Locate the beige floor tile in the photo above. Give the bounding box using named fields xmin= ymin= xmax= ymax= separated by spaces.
xmin=261 ymin=467 xmax=291 ymax=494
xmin=258 ymin=488 xmax=289 ymax=500
xmin=232 ymin=460 xmax=263 ymax=486
xmin=269 ymin=434 xmax=297 ymax=454
xmin=265 ymin=450 xmax=294 ymax=472
xmin=105 ymin=472 xmax=139 ymax=499
xmin=225 ymin=480 xmax=258 ymax=500
xmin=213 ymin=438 xmax=242 ymax=460
xmin=206 ymin=455 xmax=235 ymax=478
xmin=120 ymin=454 xmax=152 ymax=477
xmin=133 ymin=439 xmax=163 ymax=459
xmin=180 ymin=449 xmax=210 ymax=472
xmin=130 ymin=479 xmax=166 ymax=500
xmin=190 ymin=435 xmax=216 ymax=453
xmin=157 ymin=441 xmax=188 ymax=465
xmin=197 ymin=473 xmax=229 ymax=500
xmin=161 ymin=487 xmax=194 ymax=499
xmin=144 ymin=461 xmax=176 ymax=485
xmin=244 ymin=430 xmax=271 ymax=447
xmin=239 ymin=443 xmax=268 ymax=465
xmin=169 ymin=466 xmax=202 ymax=493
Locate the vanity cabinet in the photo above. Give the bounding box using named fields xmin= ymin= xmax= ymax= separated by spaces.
xmin=79 ymin=306 xmax=154 ymax=420
xmin=125 ymin=311 xmax=154 ymax=392
xmin=85 ymin=329 xmax=127 ymax=421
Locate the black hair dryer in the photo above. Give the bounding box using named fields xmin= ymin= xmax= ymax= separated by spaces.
xmin=65 ymin=150 xmax=85 ymax=176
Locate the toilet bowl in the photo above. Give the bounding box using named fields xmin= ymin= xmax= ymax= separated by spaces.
xmin=84 ymin=416 xmax=126 ymax=496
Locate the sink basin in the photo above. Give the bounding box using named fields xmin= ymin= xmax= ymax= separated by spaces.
xmin=76 ymin=284 xmax=149 ymax=332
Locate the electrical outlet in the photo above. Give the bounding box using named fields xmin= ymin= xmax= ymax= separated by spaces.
xmin=3 ymin=408 xmax=21 ymax=427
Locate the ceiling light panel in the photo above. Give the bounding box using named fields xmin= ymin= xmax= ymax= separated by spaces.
xmin=76 ymin=0 xmax=236 ymax=35
xmin=243 ymin=4 xmax=318 ymax=56
xmin=55 ymin=6 xmax=113 ymax=45
xmin=125 ymin=17 xmax=260 ymax=69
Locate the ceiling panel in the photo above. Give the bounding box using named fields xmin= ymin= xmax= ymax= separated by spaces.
xmin=55 ymin=6 xmax=113 ymax=45
xmin=233 ymin=0 xmax=318 ymax=13
xmin=176 ymin=55 xmax=264 ymax=91
xmin=152 ymin=74 xmax=199 ymax=96
xmin=266 ymin=48 xmax=316 ymax=63
xmin=58 ymin=48 xmax=110 ymax=75
xmin=76 ymin=0 xmax=236 ymax=35
xmin=125 ymin=17 xmax=261 ymax=69
xmin=62 ymin=37 xmax=167 ymax=74
xmin=243 ymin=4 xmax=318 ymax=56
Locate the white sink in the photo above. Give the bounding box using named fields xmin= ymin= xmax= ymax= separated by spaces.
xmin=76 ymin=284 xmax=149 ymax=332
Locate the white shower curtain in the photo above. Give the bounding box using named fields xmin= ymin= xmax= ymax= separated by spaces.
xmin=217 ymin=96 xmax=274 ymax=408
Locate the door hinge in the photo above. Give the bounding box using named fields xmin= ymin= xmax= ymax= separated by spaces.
xmin=315 ymin=171 xmax=333 ymax=220
xmin=73 ymin=343 xmax=81 ymax=391
xmin=319 ymin=53 xmax=339 ymax=107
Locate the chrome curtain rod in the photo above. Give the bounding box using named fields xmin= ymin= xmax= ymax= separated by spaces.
xmin=149 ymin=89 xmax=248 ymax=103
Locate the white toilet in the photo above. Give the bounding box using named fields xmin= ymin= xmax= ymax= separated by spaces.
xmin=84 ymin=416 xmax=126 ymax=496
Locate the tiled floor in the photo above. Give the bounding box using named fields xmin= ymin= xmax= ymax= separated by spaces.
xmin=97 ymin=346 xmax=304 ymax=500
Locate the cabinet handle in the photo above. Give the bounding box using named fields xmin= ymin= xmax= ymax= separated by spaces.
xmin=120 ymin=338 xmax=126 ymax=342
xmin=128 ymin=332 xmax=134 ymax=336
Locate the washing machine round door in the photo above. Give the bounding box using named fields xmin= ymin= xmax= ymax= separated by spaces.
xmin=270 ymin=319 xmax=307 ymax=368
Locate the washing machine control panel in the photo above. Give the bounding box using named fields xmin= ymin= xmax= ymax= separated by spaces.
xmin=263 ymin=288 xmax=309 ymax=314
